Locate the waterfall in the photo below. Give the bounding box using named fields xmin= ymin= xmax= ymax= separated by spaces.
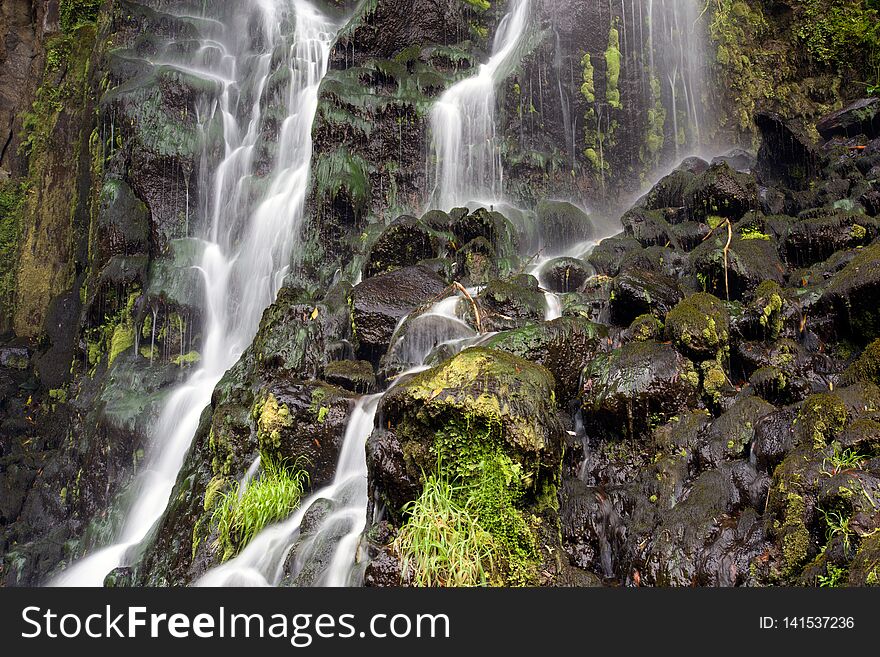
xmin=429 ymin=0 xmax=532 ymax=210
xmin=51 ymin=0 xmax=340 ymax=586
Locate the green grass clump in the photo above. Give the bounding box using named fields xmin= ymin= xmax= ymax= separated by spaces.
xmin=394 ymin=471 xmax=495 ymax=587
xmin=212 ymin=459 xmax=308 ymax=562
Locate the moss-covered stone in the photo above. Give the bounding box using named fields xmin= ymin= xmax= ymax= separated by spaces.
xmin=842 ymin=339 xmax=880 ymax=386
xmin=664 ymin=292 xmax=730 ymax=360
xmin=628 ymin=313 xmax=663 ymax=342
xmin=797 ymin=393 xmax=848 ymax=448
xmin=823 ymin=242 xmax=880 ymax=343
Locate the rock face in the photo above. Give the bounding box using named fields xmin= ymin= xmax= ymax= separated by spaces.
xmin=350 ymin=264 xmax=448 ymax=364
xmin=816 ymin=97 xmax=880 ymax=140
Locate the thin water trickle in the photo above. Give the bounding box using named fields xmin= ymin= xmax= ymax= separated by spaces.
xmin=52 ymin=0 xmax=340 ymax=586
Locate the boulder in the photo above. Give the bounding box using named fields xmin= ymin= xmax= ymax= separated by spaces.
xmin=536 ymin=200 xmax=593 ymax=252
xmin=350 ymin=265 xmax=448 ymax=363
xmin=610 ymin=268 xmax=683 ymax=326
xmin=816 ymin=97 xmax=880 ymax=141
xmin=822 ymin=242 xmax=880 ymax=342
xmin=755 ymin=111 xmax=821 ymax=190
xmin=484 ymin=317 xmax=610 ymax=405
xmin=587 ymin=236 xmax=642 ymax=276
xmin=539 ymin=257 xmax=593 ymax=293
xmin=582 ymin=340 xmax=701 ymax=438
xmin=664 ymin=293 xmax=730 ymax=360
xmin=364 ymin=215 xmax=436 ymax=278
xmin=474 ymin=276 xmax=546 ymax=331
xmin=683 ymin=162 xmax=759 ymax=221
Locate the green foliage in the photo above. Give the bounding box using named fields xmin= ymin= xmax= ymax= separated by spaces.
xmin=739 ymin=226 xmax=771 ymax=240
xmin=817 ymin=563 xmax=848 ymax=587
xmin=819 ymin=507 xmax=854 ymax=555
xmin=822 ymin=443 xmax=868 ymax=476
xmin=0 ymin=181 xmax=26 ymax=321
xmin=460 ymin=0 xmax=490 ymax=10
xmin=394 ymin=470 xmax=495 ymax=587
xmin=212 ymin=459 xmax=309 ymax=562
xmin=59 ymin=0 xmax=102 ymax=33
xmin=794 ymin=0 xmax=880 ymax=89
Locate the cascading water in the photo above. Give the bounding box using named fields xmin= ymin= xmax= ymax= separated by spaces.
xmin=198 ymin=0 xmax=539 ymax=589
xmin=429 ymin=0 xmax=532 ymax=210
xmin=52 ymin=0 xmax=339 ymax=586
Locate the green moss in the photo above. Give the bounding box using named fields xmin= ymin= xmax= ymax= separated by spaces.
xmin=59 ymin=0 xmax=101 ymax=33
xmin=172 ymin=350 xmax=201 ymax=367
xmin=580 ymin=53 xmax=595 ymax=103
xmin=642 ymin=76 xmax=666 ymax=167
xmin=254 ymin=394 xmax=292 ymax=452
xmin=797 ymin=393 xmax=848 ymax=448
xmin=701 ymin=359 xmax=728 ymax=406
xmin=754 ymin=280 xmax=784 ymax=339
xmin=629 ymin=314 xmax=663 ymax=342
xmin=842 ymin=339 xmax=880 ymax=386
xmin=781 ymin=492 xmax=811 ymax=575
xmin=107 ymin=324 xmax=134 ymax=366
xmin=0 ymin=181 xmax=26 ymax=325
xmin=664 ymin=293 xmax=730 ymax=359
xmin=605 ymin=27 xmax=622 ymax=109
xmin=313 ymin=147 xmax=372 ymax=214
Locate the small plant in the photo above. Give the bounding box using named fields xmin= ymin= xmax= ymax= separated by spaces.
xmin=212 ymin=458 xmax=309 ymax=562
xmin=820 ymin=507 xmax=854 ymax=555
xmin=817 ymin=563 xmax=847 ymax=587
xmin=739 ymin=226 xmax=771 ymax=241
xmin=393 ymin=471 xmax=495 ymax=587
xmin=822 ymin=444 xmax=868 ymax=477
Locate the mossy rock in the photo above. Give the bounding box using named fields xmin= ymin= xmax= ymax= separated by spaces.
xmin=581 ymin=340 xmax=701 ymax=439
xmin=538 ymin=257 xmax=593 ymax=293
xmin=364 ymin=215 xmax=437 ymax=278
xmin=610 ymin=268 xmax=683 ymax=326
xmin=782 ymin=212 xmax=877 ymax=267
xmin=323 ymin=359 xmax=376 ymax=394
xmin=683 ymin=162 xmax=759 ymax=222
xmin=842 ymin=339 xmax=880 ymax=386
xmin=483 ymin=317 xmax=610 ymax=405
xmin=795 ymin=392 xmax=848 ymax=449
xmin=823 ymin=243 xmax=880 ymax=342
xmin=474 ymin=277 xmax=546 ymax=331
xmin=253 ymin=382 xmax=354 ymax=488
xmin=636 ymin=168 xmax=696 ymax=212
xmin=620 ymin=207 xmax=676 ymax=248
xmin=690 ymin=231 xmax=785 ymax=301
xmin=587 ymin=236 xmax=642 ymax=277
xmin=664 ymin=293 xmax=730 ymax=360
xmin=847 ymin=531 xmax=880 ymax=586
xmin=627 ymin=314 xmax=663 ymax=342
xmin=536 ymin=200 xmax=593 ymax=251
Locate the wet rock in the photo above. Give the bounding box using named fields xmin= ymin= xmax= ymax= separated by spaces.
xmin=781 ymin=212 xmax=877 ymax=266
xmin=690 ymin=229 xmax=785 ymax=300
xmin=539 ymin=257 xmax=592 ymax=293
xmin=0 ymin=344 xmax=29 ymax=370
xmin=96 ymin=179 xmax=150 ymax=267
xmin=450 ymin=208 xmax=519 ymax=262
xmin=621 ymin=207 xmax=676 ymax=248
xmin=610 ymin=268 xmax=683 ymax=326
xmin=323 ymin=359 xmax=376 ymax=394
xmin=587 ymin=236 xmax=642 ymax=276
xmin=698 ymin=396 xmax=776 ymax=468
xmin=755 ymin=111 xmax=821 ymax=190
xmin=371 ymin=347 xmax=565 ymax=517
xmin=816 ymin=97 xmax=880 ymax=141
xmin=582 ymin=340 xmax=701 ymax=439
xmin=626 ymin=313 xmax=664 ymax=342
xmin=350 ymin=265 xmax=447 ymax=363
xmin=664 ymin=293 xmax=730 ymax=360
xmin=254 ymin=382 xmax=354 ymax=488
xmin=536 ymin=200 xmax=593 ymax=251
xmin=364 ymin=215 xmax=436 ymax=278
xmin=145 ymin=238 xmax=205 ymax=316
xmin=474 ymin=276 xmax=546 ymax=331
xmin=683 ymin=162 xmax=759 ymax=222
xmin=821 ymin=242 xmax=880 ymax=343
xmin=712 ymin=148 xmax=756 ymax=173
xmin=363 ymin=544 xmax=402 ymax=587
xmin=636 ymin=168 xmax=695 ymax=211
xmin=484 ymin=317 xmax=610 ymax=405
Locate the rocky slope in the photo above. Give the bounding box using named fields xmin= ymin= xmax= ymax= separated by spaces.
xmin=0 ymin=0 xmax=879 ymax=587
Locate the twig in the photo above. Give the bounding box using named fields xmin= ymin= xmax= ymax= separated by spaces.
xmin=723 ymin=219 xmax=732 ymax=302
xmin=453 ymin=282 xmax=482 ymax=334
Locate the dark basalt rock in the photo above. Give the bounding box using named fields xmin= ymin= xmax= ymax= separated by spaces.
xmin=587 ymin=236 xmax=642 ymax=276
xmin=536 ymin=199 xmax=594 ymax=251
xmin=364 ymin=215 xmax=436 ymax=278
xmin=350 ymin=265 xmax=447 ymax=364
xmin=621 ymin=207 xmax=676 ymax=248
xmin=484 ymin=317 xmax=610 ymax=405
xmin=610 ymin=268 xmax=683 ymax=326
xmin=539 ymin=257 xmax=593 ymax=293
xmin=474 ymin=276 xmax=546 ymax=331
xmin=690 ymin=230 xmax=785 ymax=301
xmin=712 ymin=148 xmax=756 ymax=173
xmin=323 ymin=359 xmax=377 ymax=394
xmin=821 ymin=242 xmax=880 ymax=343
xmin=581 ymin=340 xmax=701 ymax=439
xmin=782 ymin=212 xmax=878 ymax=266
xmin=636 ymin=168 xmax=695 ymax=211
xmin=755 ymin=111 xmax=821 ymax=191
xmin=816 ymin=97 xmax=880 ymax=141
xmin=664 ymin=292 xmax=730 ymax=361
xmin=683 ymin=162 xmax=759 ymax=222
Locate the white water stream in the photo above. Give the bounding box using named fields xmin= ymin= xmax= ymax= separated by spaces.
xmin=53 ymin=0 xmax=339 ymax=586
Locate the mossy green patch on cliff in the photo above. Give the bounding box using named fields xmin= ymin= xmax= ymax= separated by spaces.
xmin=605 ymin=26 xmax=622 ymax=110
xmin=60 ymin=0 xmax=102 ymax=33
xmin=0 ymin=181 xmax=27 ymax=326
